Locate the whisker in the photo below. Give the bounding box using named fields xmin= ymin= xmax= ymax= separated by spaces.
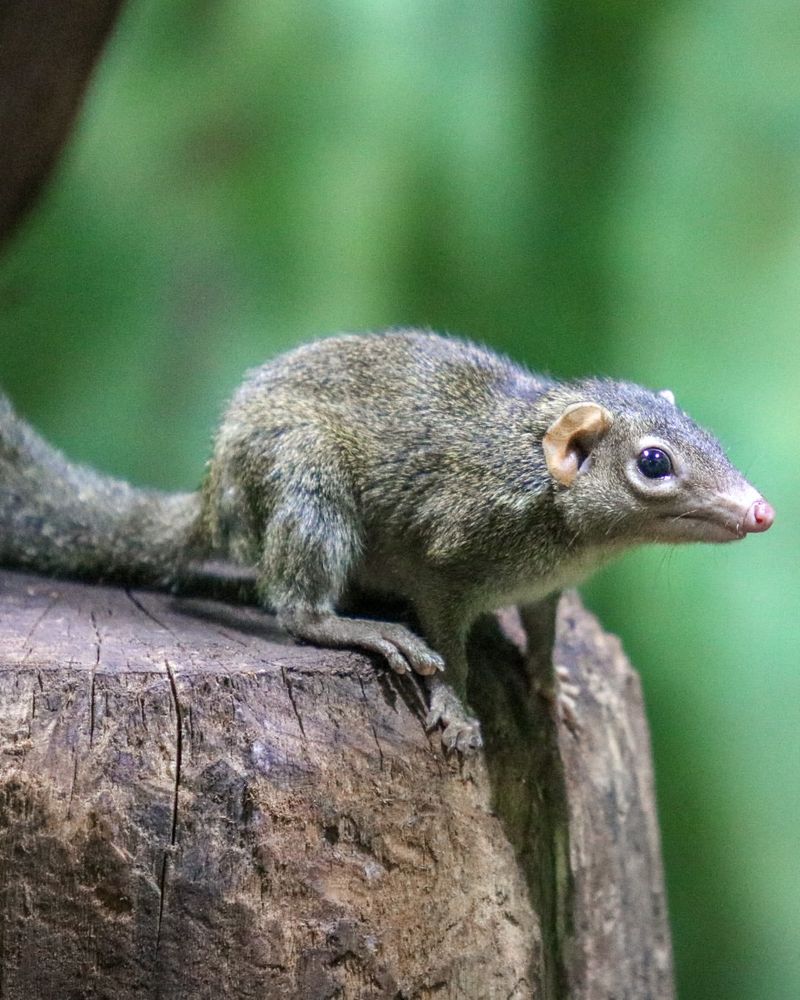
xmin=668 ymin=508 xmax=703 ymax=522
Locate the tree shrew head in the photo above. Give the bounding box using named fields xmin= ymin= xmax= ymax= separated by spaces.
xmin=542 ymin=380 xmax=774 ymax=548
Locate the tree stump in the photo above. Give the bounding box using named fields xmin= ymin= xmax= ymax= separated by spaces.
xmin=0 ymin=568 xmax=673 ymax=999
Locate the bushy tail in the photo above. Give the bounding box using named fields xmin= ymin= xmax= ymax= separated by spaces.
xmin=0 ymin=394 xmax=202 ymax=587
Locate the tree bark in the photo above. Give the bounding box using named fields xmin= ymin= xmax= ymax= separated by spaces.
xmin=0 ymin=568 xmax=673 ymax=999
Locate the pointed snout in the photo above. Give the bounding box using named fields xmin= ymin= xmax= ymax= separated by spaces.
xmin=667 ymin=484 xmax=776 ymax=543
xmin=742 ymin=498 xmax=775 ymax=534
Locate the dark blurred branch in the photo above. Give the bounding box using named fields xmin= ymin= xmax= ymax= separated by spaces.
xmin=0 ymin=0 xmax=126 ymax=248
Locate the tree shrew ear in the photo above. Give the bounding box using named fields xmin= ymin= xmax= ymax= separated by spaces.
xmin=658 ymin=389 xmax=675 ymax=405
xmin=542 ymin=402 xmax=614 ymax=486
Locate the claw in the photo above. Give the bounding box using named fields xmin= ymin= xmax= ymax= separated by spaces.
xmin=427 ymin=681 xmax=483 ymax=753
xmin=457 ymin=725 xmax=483 ymax=752
xmin=442 ymin=720 xmax=482 ymax=753
xmin=558 ymin=692 xmax=579 ymax=733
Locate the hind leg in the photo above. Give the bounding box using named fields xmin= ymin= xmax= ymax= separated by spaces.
xmin=416 ymin=599 xmax=483 ymax=752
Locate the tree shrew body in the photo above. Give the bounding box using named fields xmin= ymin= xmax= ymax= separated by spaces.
xmin=0 ymin=331 xmax=774 ymax=751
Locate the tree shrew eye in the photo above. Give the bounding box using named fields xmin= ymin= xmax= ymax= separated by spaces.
xmin=637 ymin=447 xmax=672 ymax=479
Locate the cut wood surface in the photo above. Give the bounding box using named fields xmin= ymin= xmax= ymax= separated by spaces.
xmin=0 ymin=568 xmax=673 ymax=999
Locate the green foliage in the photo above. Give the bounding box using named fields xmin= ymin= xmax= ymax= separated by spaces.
xmin=1 ymin=2 xmax=797 ymax=996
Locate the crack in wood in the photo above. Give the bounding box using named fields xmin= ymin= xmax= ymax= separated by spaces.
xmin=124 ymin=589 xmax=175 ymax=639
xmin=89 ymin=611 xmax=101 ymax=747
xmin=154 ymin=854 xmax=169 ymax=964
xmin=215 ymin=627 xmax=247 ymax=647
xmin=358 ymin=676 xmax=385 ymax=769
xmin=280 ymin=665 xmax=306 ymax=738
xmin=20 ymin=593 xmax=61 ymax=663
xmin=164 ymin=659 xmax=182 ymax=848
xmin=155 ymin=658 xmax=183 ymax=964
xmin=66 ymin=750 xmax=79 ymax=820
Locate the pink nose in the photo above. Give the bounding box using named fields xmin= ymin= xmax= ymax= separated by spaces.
xmin=743 ymin=499 xmax=775 ymax=534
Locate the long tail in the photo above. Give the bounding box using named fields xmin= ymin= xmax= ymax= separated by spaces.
xmin=0 ymin=394 xmax=202 ymax=587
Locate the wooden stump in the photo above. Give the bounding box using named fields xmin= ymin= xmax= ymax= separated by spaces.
xmin=0 ymin=568 xmax=673 ymax=999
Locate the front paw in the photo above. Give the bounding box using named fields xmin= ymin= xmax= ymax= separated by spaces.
xmin=280 ymin=609 xmax=445 ymax=677
xmin=425 ymin=682 xmax=483 ymax=753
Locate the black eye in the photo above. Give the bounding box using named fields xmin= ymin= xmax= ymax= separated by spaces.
xmin=637 ymin=447 xmax=672 ymax=479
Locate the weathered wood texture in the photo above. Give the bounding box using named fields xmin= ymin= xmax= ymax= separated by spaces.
xmin=0 ymin=569 xmax=673 ymax=999
xmin=0 ymin=0 xmax=125 ymax=247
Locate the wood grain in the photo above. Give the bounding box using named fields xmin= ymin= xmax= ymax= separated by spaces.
xmin=0 ymin=569 xmax=673 ymax=999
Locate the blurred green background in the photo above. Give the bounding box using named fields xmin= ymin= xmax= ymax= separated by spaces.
xmin=1 ymin=1 xmax=798 ymax=996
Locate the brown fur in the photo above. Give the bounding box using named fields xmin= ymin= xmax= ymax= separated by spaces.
xmin=0 ymin=331 xmax=769 ymax=750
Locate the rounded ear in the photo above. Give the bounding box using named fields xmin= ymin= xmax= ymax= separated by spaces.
xmin=658 ymin=389 xmax=675 ymax=405
xmin=542 ymin=402 xmax=614 ymax=486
